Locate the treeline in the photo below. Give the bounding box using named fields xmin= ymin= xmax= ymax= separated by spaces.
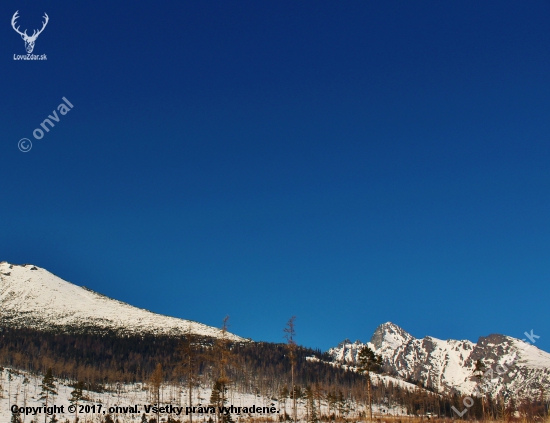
xmin=0 ymin=327 xmax=350 ymax=388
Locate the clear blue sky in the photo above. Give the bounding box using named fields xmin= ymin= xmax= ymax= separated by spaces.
xmin=2 ymin=1 xmax=549 ymax=352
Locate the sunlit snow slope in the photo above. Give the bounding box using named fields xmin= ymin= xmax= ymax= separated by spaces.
xmin=0 ymin=262 xmax=243 ymax=341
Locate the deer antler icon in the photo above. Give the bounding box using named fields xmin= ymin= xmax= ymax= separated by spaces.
xmin=12 ymin=11 xmax=49 ymax=54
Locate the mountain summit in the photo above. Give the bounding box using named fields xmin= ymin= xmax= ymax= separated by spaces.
xmin=370 ymin=322 xmax=414 ymax=350
xmin=0 ymin=262 xmax=243 ymax=341
xmin=329 ymin=322 xmax=550 ymax=398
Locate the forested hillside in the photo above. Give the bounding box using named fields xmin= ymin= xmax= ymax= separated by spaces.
xmin=0 ymin=326 xmax=459 ymax=418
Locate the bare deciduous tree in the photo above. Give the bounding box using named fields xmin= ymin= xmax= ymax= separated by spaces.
xmin=177 ymin=328 xmax=204 ymax=423
xmin=150 ymin=363 xmax=164 ymax=423
xmin=284 ymin=316 xmax=297 ymax=423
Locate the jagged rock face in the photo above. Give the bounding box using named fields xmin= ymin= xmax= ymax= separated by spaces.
xmin=0 ymin=262 xmax=243 ymax=341
xmin=370 ymin=322 xmax=413 ymax=350
xmin=329 ymin=339 xmax=365 ymax=365
xmin=328 ymin=322 xmax=550 ymax=399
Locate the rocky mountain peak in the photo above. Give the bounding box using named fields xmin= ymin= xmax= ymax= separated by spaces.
xmin=370 ymin=322 xmax=414 ymax=350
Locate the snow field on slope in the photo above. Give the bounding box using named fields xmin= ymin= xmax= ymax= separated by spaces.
xmin=0 ymin=262 xmax=242 ymax=341
xmin=0 ymin=367 xmax=407 ymax=423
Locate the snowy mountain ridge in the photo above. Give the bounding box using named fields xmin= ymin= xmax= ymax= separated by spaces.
xmin=2 ymin=261 xmax=549 ymax=404
xmin=328 ymin=322 xmax=550 ymax=399
xmin=0 ymin=262 xmax=243 ymax=341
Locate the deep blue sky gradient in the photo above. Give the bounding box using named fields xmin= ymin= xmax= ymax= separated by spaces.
xmin=2 ymin=1 xmax=549 ymax=351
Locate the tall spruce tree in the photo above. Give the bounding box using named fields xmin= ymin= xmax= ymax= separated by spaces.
xmin=357 ymin=345 xmax=382 ymax=421
xmin=39 ymin=368 xmax=57 ymax=423
xmin=210 ymin=379 xmax=233 ymax=423
xmin=69 ymin=381 xmax=85 ymax=422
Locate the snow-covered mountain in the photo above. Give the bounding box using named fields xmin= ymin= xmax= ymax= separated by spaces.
xmin=0 ymin=262 xmax=243 ymax=341
xmin=3 ymin=261 xmax=548 ymax=404
xmin=328 ymin=322 xmax=550 ymax=399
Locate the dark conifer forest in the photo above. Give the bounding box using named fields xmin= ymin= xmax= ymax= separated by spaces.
xmin=0 ymin=326 xmax=470 ymax=418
